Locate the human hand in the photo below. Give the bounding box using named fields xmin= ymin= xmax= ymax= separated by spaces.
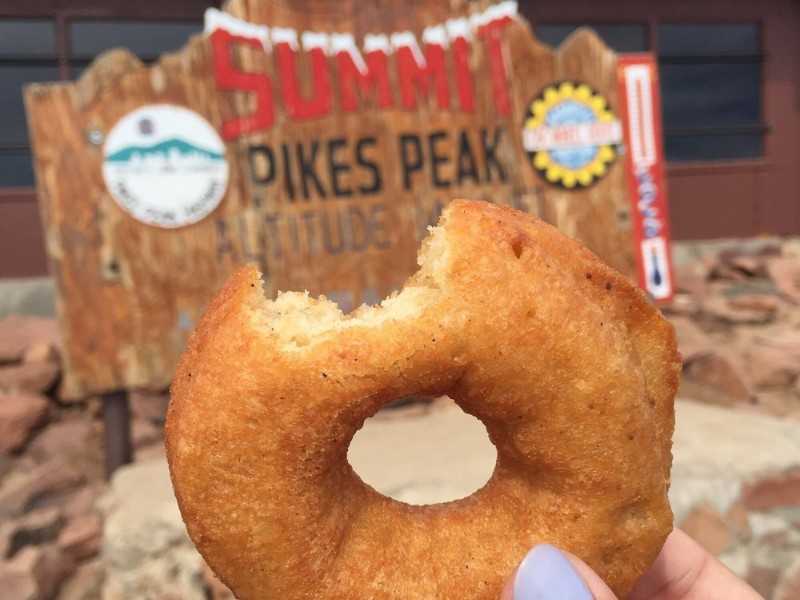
xmin=499 ymin=528 xmax=764 ymax=600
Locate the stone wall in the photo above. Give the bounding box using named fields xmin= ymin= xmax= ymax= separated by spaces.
xmin=671 ymin=402 xmax=800 ymax=600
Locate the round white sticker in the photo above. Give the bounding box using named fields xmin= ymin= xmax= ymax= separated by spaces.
xmin=102 ymin=105 xmax=229 ymax=228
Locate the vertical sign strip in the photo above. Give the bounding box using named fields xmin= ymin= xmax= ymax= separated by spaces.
xmin=617 ymin=55 xmax=674 ymax=303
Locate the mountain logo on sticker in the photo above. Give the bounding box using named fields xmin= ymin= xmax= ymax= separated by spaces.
xmin=105 ymin=138 xmax=225 ymax=163
xmin=102 ymin=105 xmax=229 ymax=229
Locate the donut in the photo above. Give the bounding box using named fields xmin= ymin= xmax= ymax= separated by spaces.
xmin=165 ymin=199 xmax=680 ymax=600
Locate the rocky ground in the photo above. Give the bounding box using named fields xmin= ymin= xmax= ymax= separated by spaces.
xmin=669 ymin=238 xmax=800 ymax=418
xmin=2 ymin=238 xmax=800 ymax=599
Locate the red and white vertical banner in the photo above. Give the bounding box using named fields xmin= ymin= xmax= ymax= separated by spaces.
xmin=617 ymin=55 xmax=674 ymax=303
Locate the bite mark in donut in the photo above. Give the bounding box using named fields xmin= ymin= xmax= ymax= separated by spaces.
xmin=166 ymin=199 xmax=680 ymax=600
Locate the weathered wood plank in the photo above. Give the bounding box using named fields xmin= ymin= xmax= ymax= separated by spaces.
xmin=25 ymin=0 xmax=644 ymax=398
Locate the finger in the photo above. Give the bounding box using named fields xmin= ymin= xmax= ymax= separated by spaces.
xmin=499 ymin=567 xmax=515 ymax=600
xmin=630 ymin=528 xmax=762 ymax=600
xmin=499 ymin=544 xmax=618 ymax=600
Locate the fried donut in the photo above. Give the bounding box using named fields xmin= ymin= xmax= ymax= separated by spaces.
xmin=166 ymin=199 xmax=680 ymax=600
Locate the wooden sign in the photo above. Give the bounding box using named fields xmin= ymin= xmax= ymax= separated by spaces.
xmin=25 ymin=0 xmax=671 ymax=399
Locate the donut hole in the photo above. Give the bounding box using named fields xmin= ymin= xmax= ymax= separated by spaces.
xmin=347 ymin=397 xmax=497 ymax=506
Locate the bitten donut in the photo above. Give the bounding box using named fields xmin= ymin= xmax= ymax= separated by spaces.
xmin=166 ymin=199 xmax=680 ymax=600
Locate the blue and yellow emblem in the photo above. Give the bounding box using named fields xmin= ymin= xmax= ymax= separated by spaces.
xmin=522 ymin=81 xmax=622 ymax=189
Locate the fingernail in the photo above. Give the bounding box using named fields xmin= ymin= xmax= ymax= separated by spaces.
xmin=513 ymin=544 xmax=593 ymax=600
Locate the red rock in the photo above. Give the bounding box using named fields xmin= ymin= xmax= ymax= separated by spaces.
xmin=678 ymin=504 xmax=731 ymax=555
xmin=673 ymin=259 xmax=713 ymax=297
xmin=754 ymin=391 xmax=800 ymax=418
xmin=728 ymin=293 xmax=781 ymax=314
xmin=21 ymin=340 xmax=59 ymax=365
xmin=701 ymin=295 xmax=775 ymax=325
xmin=766 ymin=257 xmax=800 ymax=302
xmin=131 ymin=417 xmax=162 ymax=450
xmin=741 ymin=467 xmax=800 ymax=510
xmin=777 ymin=555 xmax=800 ymax=600
xmin=745 ymin=344 xmax=800 ymax=388
xmin=0 ymin=506 xmax=64 ymax=559
xmin=731 ymin=400 xmax=771 ymax=415
xmin=57 ymin=515 xmax=101 ymax=561
xmin=726 ymin=254 xmax=768 ymax=277
xmin=134 ymin=441 xmax=166 ymax=462
xmin=0 ymin=557 xmax=36 ymax=600
xmin=58 ymin=560 xmax=103 ymax=600
xmin=0 ymin=457 xmax=82 ymax=520
xmin=0 ymin=544 xmax=74 ymax=600
xmin=710 ymin=259 xmax=750 ymax=282
xmin=684 ymin=351 xmax=754 ymax=405
xmin=129 ymin=389 xmax=169 ymax=423
xmin=28 ymin=420 xmax=104 ymax=483
xmin=667 ymin=316 xmax=713 ymax=364
xmin=755 ymin=329 xmax=800 ymax=357
xmin=0 ymin=316 xmax=60 ymax=365
xmin=29 ymin=544 xmax=75 ymax=600
xmin=0 ymin=450 xmax=14 ymax=480
xmin=0 ymin=362 xmax=60 ymax=395
xmin=725 ymin=501 xmax=752 ymax=537
xmin=747 ymin=563 xmax=782 ymax=600
xmin=0 ymin=392 xmax=50 ymax=453
xmin=59 ymin=483 xmax=105 ymax=520
xmin=28 ymin=420 xmax=93 ymax=462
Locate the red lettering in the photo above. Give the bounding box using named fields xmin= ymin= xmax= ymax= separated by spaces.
xmin=337 ymin=49 xmax=393 ymax=112
xmin=477 ymin=17 xmax=513 ymax=117
xmin=210 ymin=28 xmax=274 ymax=139
xmin=452 ymin=36 xmax=475 ymax=112
xmin=424 ymin=43 xmax=450 ymax=110
xmin=276 ymin=42 xmax=332 ymax=120
xmin=396 ymin=42 xmax=450 ymax=110
xmin=210 ymin=10 xmax=516 ymax=135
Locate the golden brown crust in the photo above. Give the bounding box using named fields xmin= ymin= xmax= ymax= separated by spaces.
xmin=166 ymin=199 xmax=680 ymax=600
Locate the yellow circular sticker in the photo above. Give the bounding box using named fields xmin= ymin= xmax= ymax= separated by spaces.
xmin=522 ymin=81 xmax=622 ymax=189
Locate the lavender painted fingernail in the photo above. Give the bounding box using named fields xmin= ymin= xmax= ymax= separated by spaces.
xmin=513 ymin=544 xmax=593 ymax=600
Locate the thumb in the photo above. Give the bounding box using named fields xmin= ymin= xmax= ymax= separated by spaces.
xmin=499 ymin=544 xmax=618 ymax=600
